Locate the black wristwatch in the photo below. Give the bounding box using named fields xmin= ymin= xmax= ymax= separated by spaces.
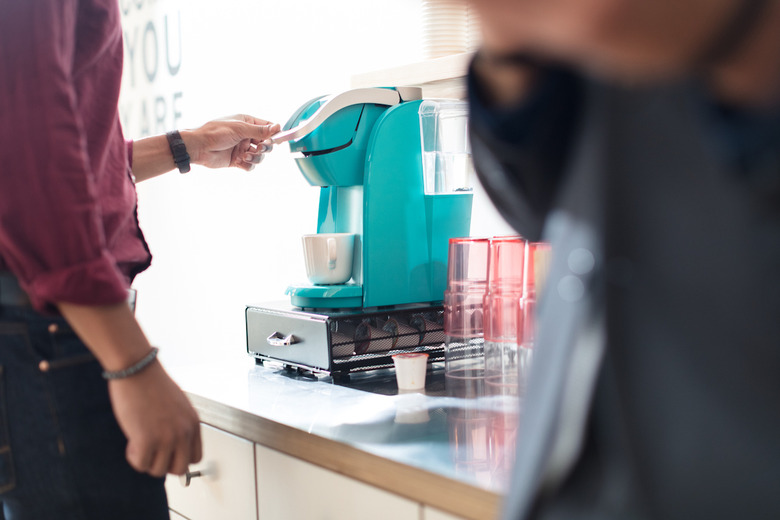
xmin=166 ymin=130 xmax=191 ymax=173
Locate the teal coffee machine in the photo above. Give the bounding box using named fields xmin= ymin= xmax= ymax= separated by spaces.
xmin=246 ymin=87 xmax=474 ymax=376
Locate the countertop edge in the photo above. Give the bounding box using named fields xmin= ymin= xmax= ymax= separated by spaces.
xmin=187 ymin=391 xmax=502 ymax=520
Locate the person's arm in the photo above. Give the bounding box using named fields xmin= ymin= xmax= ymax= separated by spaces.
xmin=131 ymin=116 xmax=280 ymax=182
xmin=57 ymin=302 xmax=202 ymax=476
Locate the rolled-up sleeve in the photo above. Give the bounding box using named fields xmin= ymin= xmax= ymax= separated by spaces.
xmin=126 ymin=139 xmax=134 ymax=171
xmin=0 ymin=0 xmax=130 ymax=312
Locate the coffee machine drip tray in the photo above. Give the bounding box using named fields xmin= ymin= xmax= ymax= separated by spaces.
xmin=246 ymin=302 xmax=445 ymax=376
xmin=285 ymin=283 xmax=363 ymax=310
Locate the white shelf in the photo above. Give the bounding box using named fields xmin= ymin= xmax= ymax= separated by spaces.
xmin=351 ymin=52 xmax=474 ymax=99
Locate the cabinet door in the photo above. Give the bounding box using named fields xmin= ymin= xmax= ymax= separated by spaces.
xmin=255 ymin=444 xmax=419 ymax=520
xmin=423 ymin=506 xmax=468 ymax=520
xmin=166 ymin=424 xmax=257 ymax=520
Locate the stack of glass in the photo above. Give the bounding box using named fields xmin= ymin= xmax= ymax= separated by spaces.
xmin=443 ymin=237 xmax=490 ymax=399
xmin=483 ymin=236 xmax=527 ymax=398
xmin=444 ymin=235 xmax=551 ymax=488
xmin=444 ymin=235 xmax=551 ymax=400
xmin=517 ymin=241 xmax=552 ymax=384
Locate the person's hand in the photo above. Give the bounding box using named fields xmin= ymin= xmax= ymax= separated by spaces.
xmin=183 ymin=115 xmax=281 ymax=172
xmin=468 ymin=0 xmax=740 ymax=82
xmin=108 ymin=361 xmax=202 ymax=477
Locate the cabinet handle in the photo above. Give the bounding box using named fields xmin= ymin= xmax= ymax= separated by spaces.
xmin=180 ymin=470 xmax=203 ymax=487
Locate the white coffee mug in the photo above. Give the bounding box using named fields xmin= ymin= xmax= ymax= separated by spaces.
xmin=301 ymin=233 xmax=355 ymax=285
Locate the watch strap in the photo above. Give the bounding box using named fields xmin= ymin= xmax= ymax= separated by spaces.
xmin=166 ymin=130 xmax=191 ymax=173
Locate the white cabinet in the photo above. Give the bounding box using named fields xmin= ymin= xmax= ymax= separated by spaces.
xmin=164 ymin=423 xmax=478 ymax=520
xmin=255 ymin=444 xmax=419 ymax=520
xmin=423 ymin=506 xmax=469 ymax=520
xmin=165 ymin=424 xmax=257 ymax=520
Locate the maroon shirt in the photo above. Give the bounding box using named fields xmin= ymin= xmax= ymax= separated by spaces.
xmin=0 ymin=0 xmax=151 ymax=312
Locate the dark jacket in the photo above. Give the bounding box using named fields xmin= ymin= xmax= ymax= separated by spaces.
xmin=468 ymin=63 xmax=780 ymax=520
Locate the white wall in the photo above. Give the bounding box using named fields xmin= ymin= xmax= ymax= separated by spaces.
xmin=119 ymin=0 xmax=513 ymax=368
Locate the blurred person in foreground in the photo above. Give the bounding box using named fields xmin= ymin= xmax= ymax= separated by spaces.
xmin=466 ymin=0 xmax=780 ymax=518
xmin=0 ymin=0 xmax=279 ymax=518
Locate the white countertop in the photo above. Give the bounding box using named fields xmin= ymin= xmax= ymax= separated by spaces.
xmin=166 ymin=356 xmax=519 ymax=519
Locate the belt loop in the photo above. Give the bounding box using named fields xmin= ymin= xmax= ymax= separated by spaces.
xmin=0 ymin=272 xmax=32 ymax=307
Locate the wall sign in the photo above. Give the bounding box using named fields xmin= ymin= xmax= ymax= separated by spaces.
xmin=119 ymin=0 xmax=184 ymax=137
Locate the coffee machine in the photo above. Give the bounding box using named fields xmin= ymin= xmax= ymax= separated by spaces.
xmin=245 ymin=87 xmax=473 ymax=376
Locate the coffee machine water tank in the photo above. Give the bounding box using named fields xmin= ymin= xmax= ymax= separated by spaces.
xmin=419 ymin=99 xmax=474 ymax=195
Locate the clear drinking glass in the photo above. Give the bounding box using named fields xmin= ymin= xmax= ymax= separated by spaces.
xmin=517 ymin=296 xmax=536 ymax=387
xmin=444 ymin=237 xmax=489 ymax=398
xmin=483 ymin=236 xmax=527 ymax=398
xmin=524 ymin=241 xmax=552 ymax=301
xmin=517 ymin=241 xmax=552 ymax=388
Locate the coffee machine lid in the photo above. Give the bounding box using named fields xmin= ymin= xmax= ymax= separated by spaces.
xmin=270 ymin=87 xmax=421 ymax=145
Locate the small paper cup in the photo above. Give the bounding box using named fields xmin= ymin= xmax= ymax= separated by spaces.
xmin=392 ymin=353 xmax=429 ymax=391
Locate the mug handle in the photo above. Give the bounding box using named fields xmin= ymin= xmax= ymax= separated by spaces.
xmin=327 ymin=237 xmax=337 ymax=270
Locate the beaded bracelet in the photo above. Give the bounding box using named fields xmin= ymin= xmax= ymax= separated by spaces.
xmin=102 ymin=347 xmax=160 ymax=380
